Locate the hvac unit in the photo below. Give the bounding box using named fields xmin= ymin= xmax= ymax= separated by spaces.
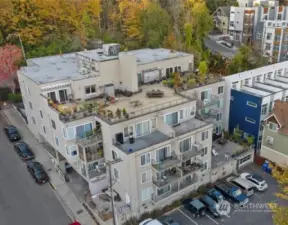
xmin=103 ymin=44 xmax=120 ymax=56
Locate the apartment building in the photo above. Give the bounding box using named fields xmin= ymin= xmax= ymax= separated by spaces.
xmin=223 ymin=61 xmax=288 ymax=151
xmin=254 ymin=20 xmax=288 ymax=62
xmin=261 ymin=100 xmax=288 ymax=166
xmin=237 ymin=0 xmax=279 ymax=7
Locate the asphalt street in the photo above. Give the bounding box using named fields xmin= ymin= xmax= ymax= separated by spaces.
xmin=0 ymin=113 xmax=71 ymax=225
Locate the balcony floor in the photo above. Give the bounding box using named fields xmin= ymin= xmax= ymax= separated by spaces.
xmin=115 ymin=131 xmax=172 ymax=154
xmin=181 ymin=149 xmax=202 ymax=161
xmin=172 ymin=118 xmax=208 ymax=137
xmin=153 ymin=174 xmax=181 ymax=187
xmin=152 ymin=158 xmax=181 ymax=171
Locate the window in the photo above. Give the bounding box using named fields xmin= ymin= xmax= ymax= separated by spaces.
xmin=76 ymin=123 xmax=93 ymax=138
xmin=54 ymin=136 xmax=59 ymax=147
xmin=218 ymin=86 xmax=224 ymax=94
xmin=216 ymin=113 xmax=222 ymax=121
xmin=256 ymin=75 xmax=261 ymax=82
xmin=124 ymin=125 xmax=134 ymax=138
xmin=201 ymin=162 xmax=208 ymax=171
xmin=29 ymin=101 xmax=33 ymax=110
xmin=277 ymin=14 xmax=282 ymax=20
xmin=140 ymin=153 xmax=151 ymax=166
xmin=201 ymin=130 xmax=209 ymax=141
xmin=59 ymin=89 xmax=68 ymax=102
xmin=230 ymin=21 xmax=234 ymax=27
xmin=247 ymin=101 xmax=257 ymax=108
xmin=88 ymin=162 xmax=99 ymax=172
xmin=69 ymin=145 xmax=78 ymax=156
xmin=239 ymin=154 xmax=251 ymax=164
xmin=114 ymin=168 xmax=120 ymax=180
xmin=62 ymin=128 xmax=66 ymax=138
xmin=269 ymin=101 xmax=273 ymax=112
xmin=142 ymin=187 xmax=153 ymax=201
xmin=268 ymin=122 xmax=278 ymax=131
xmin=135 ymin=120 xmax=150 ymax=137
xmin=141 ymin=170 xmax=152 ymax=183
xmin=151 ymin=118 xmax=157 ymax=129
xmin=156 ymin=146 xmax=171 ymax=162
xmin=201 ymin=90 xmax=211 ymax=101
xmin=260 ymin=124 xmax=264 ymax=131
xmin=231 ymin=96 xmax=234 ymax=101
xmin=85 ymin=85 xmax=96 ymax=95
xmin=112 ymin=150 xmax=119 ymax=160
xmin=47 ymin=91 xmax=56 ymax=101
xmin=261 ymin=104 xmax=268 ymax=115
xmin=266 ymin=33 xmax=272 ymax=40
xmin=40 ymin=110 xmax=43 ymax=119
xmin=266 ymin=136 xmax=274 ymax=145
xmin=232 ymin=82 xmax=238 ymax=89
xmin=189 ymin=106 xmax=196 ymax=116
xmin=32 ymin=116 xmax=36 ymax=125
xmin=274 ymin=45 xmax=280 ymax=51
xmin=165 ymin=112 xmax=179 ymax=126
xmin=51 ymin=119 xmax=56 ymax=130
xmin=245 ymin=117 xmax=256 ymax=124
xmin=244 ymin=79 xmax=250 ymax=85
xmin=179 ymin=138 xmax=191 ymax=153
xmin=180 ymin=108 xmax=187 ymax=120
xmin=265 ymin=43 xmax=271 ymax=51
xmin=277 ymin=69 xmax=283 ymax=76
xmin=201 ymin=147 xmax=208 ymax=156
xmin=66 ymin=146 xmax=70 ymax=156
xmin=43 ymin=126 xmax=46 ymax=134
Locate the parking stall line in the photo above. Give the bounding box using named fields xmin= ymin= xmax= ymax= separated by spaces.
xmin=254 ymin=193 xmax=261 ymax=198
xmin=224 ymin=214 xmax=230 ymax=218
xmin=177 ymin=209 xmax=199 ymax=225
xmin=205 ymin=214 xmax=219 ymax=225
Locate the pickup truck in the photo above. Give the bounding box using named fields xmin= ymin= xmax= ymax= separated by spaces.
xmin=215 ymin=182 xmax=249 ymax=206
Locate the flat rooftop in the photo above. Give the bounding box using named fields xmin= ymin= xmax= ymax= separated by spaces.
xmin=114 ymin=130 xmax=172 ymax=154
xmin=172 ymin=118 xmax=208 ymax=137
xmin=104 ymin=83 xmax=191 ymax=119
xmin=211 ymin=140 xmax=243 ymax=169
xmin=20 ymin=47 xmax=191 ymax=84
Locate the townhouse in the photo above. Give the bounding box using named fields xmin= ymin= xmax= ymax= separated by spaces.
xmin=223 ymin=61 xmax=288 ymax=151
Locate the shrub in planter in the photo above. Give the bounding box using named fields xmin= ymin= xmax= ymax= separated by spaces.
xmin=8 ymin=93 xmax=22 ymax=103
xmin=168 ymin=79 xmax=175 ymax=88
xmin=162 ymin=80 xmax=168 ymax=85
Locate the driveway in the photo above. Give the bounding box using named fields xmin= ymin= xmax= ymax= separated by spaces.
xmin=165 ymin=164 xmax=287 ymax=225
xmin=0 ymin=113 xmax=71 ymax=225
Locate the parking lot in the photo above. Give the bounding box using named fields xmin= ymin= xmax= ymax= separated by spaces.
xmin=165 ymin=164 xmax=287 ymax=225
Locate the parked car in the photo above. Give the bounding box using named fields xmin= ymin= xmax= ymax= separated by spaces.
xmin=207 ymin=188 xmax=225 ymax=203
xmin=183 ymin=198 xmax=206 ymax=218
xmin=240 ymin=172 xmax=268 ymax=191
xmin=227 ymin=176 xmax=254 ymax=197
xmin=158 ymin=216 xmax=179 ymax=225
xmin=3 ymin=125 xmax=21 ymax=142
xmin=200 ymin=195 xmax=221 ymax=217
xmin=139 ymin=218 xmax=162 ymax=225
xmin=215 ymin=182 xmax=249 ymax=206
xmin=14 ymin=142 xmax=35 ymax=161
xmin=27 ymin=161 xmax=49 ymax=184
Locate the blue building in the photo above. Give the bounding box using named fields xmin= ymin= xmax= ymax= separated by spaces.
xmin=228 ymin=78 xmax=288 ymax=150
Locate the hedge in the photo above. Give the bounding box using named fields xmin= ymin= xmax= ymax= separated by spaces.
xmin=8 ymin=93 xmax=22 ymax=103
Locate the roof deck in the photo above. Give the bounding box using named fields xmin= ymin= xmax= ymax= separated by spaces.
xmin=45 ymin=83 xmax=195 ymax=124
xmin=114 ymin=130 xmax=173 ymax=154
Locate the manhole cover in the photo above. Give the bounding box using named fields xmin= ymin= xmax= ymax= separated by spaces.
xmin=76 ymin=209 xmax=84 ymax=215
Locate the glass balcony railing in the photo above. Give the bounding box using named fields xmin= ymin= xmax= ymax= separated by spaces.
xmin=151 ymin=153 xmax=181 ymax=171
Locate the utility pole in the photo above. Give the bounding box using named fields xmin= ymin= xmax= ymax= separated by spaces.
xmin=107 ymin=158 xmax=122 ymax=225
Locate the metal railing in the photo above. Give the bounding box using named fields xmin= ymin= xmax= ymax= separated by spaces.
xmin=197 ymin=95 xmax=221 ymax=109
xmin=179 ymin=175 xmax=198 ymax=190
xmin=151 ymin=153 xmax=181 ymax=171
xmin=152 ymin=170 xmax=182 ymax=188
xmin=152 ymin=183 xmax=179 ymax=203
xmin=76 ymin=133 xmax=102 ymax=147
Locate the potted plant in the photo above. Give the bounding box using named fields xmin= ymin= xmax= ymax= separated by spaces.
xmin=122 ymin=108 xmax=127 ymax=115
xmin=48 ymin=98 xmax=53 ymax=106
xmin=97 ymin=148 xmax=103 ymax=158
xmin=116 ymin=108 xmax=121 ymax=118
xmin=107 ymin=110 xmax=113 ymax=119
xmin=247 ymin=135 xmax=254 ymax=146
xmin=72 ymin=105 xmax=78 ymax=113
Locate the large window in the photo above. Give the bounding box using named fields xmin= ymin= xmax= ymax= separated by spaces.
xmin=59 ymin=89 xmax=68 ymax=102
xmin=142 ymin=187 xmax=153 ymax=201
xmin=201 ymin=147 xmax=208 ymax=156
xmin=201 ymin=90 xmax=211 ymax=101
xmin=155 ymin=146 xmax=171 ymax=162
xmin=201 ymin=130 xmax=209 ymax=141
xmin=140 ymin=153 xmax=151 ymax=166
xmin=165 ymin=112 xmax=178 ymax=126
xmin=141 ymin=170 xmax=152 ymax=183
xmin=113 ymin=168 xmax=120 ymax=180
xmin=269 ymin=122 xmax=278 ymax=131
xmin=48 ymin=91 xmax=56 ymax=101
xmin=76 ymin=123 xmax=93 ymax=138
xmin=179 ymin=138 xmax=191 ymax=153
xmin=135 ymin=120 xmax=150 ymax=137
xmin=216 ymin=113 xmax=222 ymax=121
xmin=261 ymin=104 xmax=268 ymax=115
xmin=124 ymin=125 xmax=134 ymax=138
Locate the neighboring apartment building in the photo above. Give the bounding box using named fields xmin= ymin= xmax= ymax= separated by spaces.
xmin=237 ymin=0 xmax=279 ymax=7
xmin=254 ymin=20 xmax=288 ymax=62
xmin=223 ymin=61 xmax=288 ymax=150
xmin=213 ymin=7 xmax=230 ymax=34
xmin=261 ymin=100 xmax=288 ymax=166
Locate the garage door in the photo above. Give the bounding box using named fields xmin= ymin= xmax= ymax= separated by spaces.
xmin=143 ymin=70 xmax=160 ymax=83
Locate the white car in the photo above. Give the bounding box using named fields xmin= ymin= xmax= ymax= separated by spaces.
xmin=139 ymin=219 xmax=162 ymax=225
xmin=240 ymin=173 xmax=268 ymax=191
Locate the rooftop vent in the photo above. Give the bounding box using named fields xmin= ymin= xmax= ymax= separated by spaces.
xmin=103 ymin=44 xmax=120 ymax=56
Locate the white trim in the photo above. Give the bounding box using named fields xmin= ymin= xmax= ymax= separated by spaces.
xmin=154 ymin=145 xmax=172 ymax=163
xmin=264 ymin=113 xmax=282 ymax=127
xmin=261 ymin=145 xmax=288 ymax=158
xmin=41 ymin=83 xmax=71 ymax=92
xmin=245 ymin=117 xmax=256 ymax=124
xmin=113 ymin=167 xmax=120 ymax=181
xmin=268 ymin=122 xmax=278 ymax=132
xmin=140 ymin=152 xmax=151 ymax=167
xmin=247 ymin=101 xmax=257 ymax=108
xmin=135 ymin=120 xmax=151 ymax=138
xmin=178 ymin=136 xmax=193 ymax=152
xmin=150 ymin=117 xmax=157 ymax=130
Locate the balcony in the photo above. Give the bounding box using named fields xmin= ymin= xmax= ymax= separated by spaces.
xmin=78 ymin=144 xmax=104 ymax=163
xmin=179 ymin=144 xmax=203 ymax=161
xmin=197 ymin=95 xmax=220 ymax=109
xmin=172 ymin=117 xmax=208 ymax=137
xmin=179 ymin=174 xmax=198 ymax=190
xmin=152 ymin=169 xmax=182 ymax=188
xmin=152 ymin=182 xmax=179 ymax=203
xmin=180 ymin=161 xmax=202 ymax=176
xmin=196 ymin=108 xmax=220 ymax=122
xmin=77 ymin=133 xmax=102 ymax=148
xmin=152 ymin=154 xmax=181 ymax=171
xmin=88 ymin=166 xmax=107 ymax=179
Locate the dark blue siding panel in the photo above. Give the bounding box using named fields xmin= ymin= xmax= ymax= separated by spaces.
xmin=229 ymin=89 xmax=262 ymax=147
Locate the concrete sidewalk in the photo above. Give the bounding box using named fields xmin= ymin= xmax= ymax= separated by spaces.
xmin=1 ymin=106 xmax=97 ymax=225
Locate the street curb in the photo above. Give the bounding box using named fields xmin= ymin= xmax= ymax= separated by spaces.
xmin=0 ymin=110 xmax=12 ymax=125
xmin=49 ymin=180 xmax=56 ymax=190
